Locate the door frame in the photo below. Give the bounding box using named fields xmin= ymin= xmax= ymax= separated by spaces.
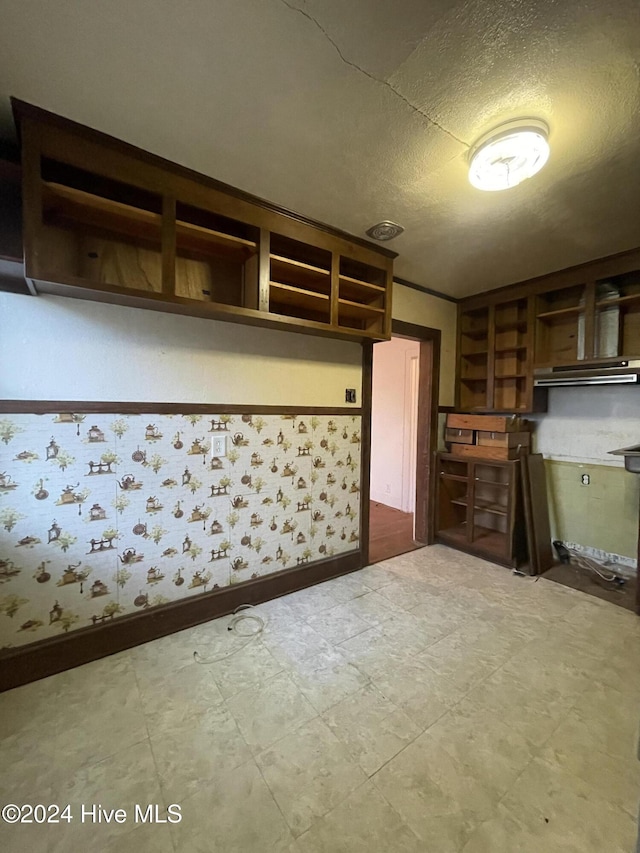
xmin=360 ymin=320 xmax=441 ymax=565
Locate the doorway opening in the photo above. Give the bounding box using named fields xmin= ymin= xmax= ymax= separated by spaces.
xmin=366 ymin=321 xmax=440 ymax=565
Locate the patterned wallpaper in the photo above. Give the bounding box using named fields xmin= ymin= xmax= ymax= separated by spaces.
xmin=0 ymin=411 xmax=361 ymax=651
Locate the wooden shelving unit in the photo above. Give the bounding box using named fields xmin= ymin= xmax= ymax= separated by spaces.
xmin=457 ymin=297 xmax=540 ymax=413
xmin=435 ymin=453 xmax=526 ymax=568
xmin=15 ymin=98 xmax=395 ymax=342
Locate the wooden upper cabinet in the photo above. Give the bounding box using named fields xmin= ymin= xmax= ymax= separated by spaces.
xmin=457 ymin=295 xmax=540 ymax=413
xmin=456 ymin=247 xmax=640 ymax=414
xmin=534 ymin=276 xmax=640 ymax=366
xmin=14 ymin=99 xmax=394 ymax=342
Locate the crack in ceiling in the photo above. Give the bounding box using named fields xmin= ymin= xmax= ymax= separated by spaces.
xmin=278 ymin=0 xmax=470 ymax=148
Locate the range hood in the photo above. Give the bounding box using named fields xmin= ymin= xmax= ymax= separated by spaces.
xmin=534 ymin=359 xmax=640 ymax=387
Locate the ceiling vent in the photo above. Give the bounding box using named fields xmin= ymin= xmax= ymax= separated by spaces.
xmin=366 ymin=221 xmax=404 ymax=241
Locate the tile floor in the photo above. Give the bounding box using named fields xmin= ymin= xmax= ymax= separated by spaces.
xmin=1 ymin=544 xmax=639 ymax=852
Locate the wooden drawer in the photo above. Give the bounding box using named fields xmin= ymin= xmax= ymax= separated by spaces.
xmin=477 ymin=431 xmax=530 ymax=449
xmin=450 ymin=443 xmax=523 ymax=461
xmin=446 ymin=413 xmax=523 ymax=432
xmin=445 ymin=428 xmax=475 ymax=444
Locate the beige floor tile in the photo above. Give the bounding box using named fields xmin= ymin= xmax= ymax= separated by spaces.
xmin=500 ymin=756 xmax=638 ymax=853
xmin=371 ymin=733 xmax=491 ymax=850
xmin=418 ymin=630 xmax=506 ymax=694
xmin=135 ymin=659 xmax=225 ymax=729
xmin=281 ymin=585 xmax=341 ymax=621
xmin=260 ymin=622 xmax=334 ymax=666
xmin=322 ymin=683 xmax=421 ymax=775
xmin=376 ymin=576 xmax=445 ymax=610
xmin=320 ymin=572 xmax=372 ymax=602
xmin=352 ymin=563 xmax=397 ymax=590
xmin=540 ymin=733 xmax=640 ymax=819
xmin=256 ymin=717 xmax=367 ymax=836
xmin=150 ymin=702 xmax=252 ymax=804
xmin=461 ymin=801 xmax=586 ymax=853
xmin=96 ymin=823 xmax=176 ymax=853
xmin=170 ymin=759 xmax=294 ymax=852
xmin=0 ymin=654 xmax=149 ymax=800
xmin=338 ymin=621 xmax=434 ymax=676
xmin=425 ymin=700 xmax=536 ymax=794
xmin=336 ymin=590 xmax=405 ymax=626
xmin=305 ymin=604 xmax=371 ymax=644
xmin=368 ymin=653 xmax=466 ymax=730
xmin=226 ymin=671 xmax=317 ymax=753
xmin=461 ymin=664 xmax=580 ymax=747
xmin=287 ymin=647 xmax=370 ymax=713
xmin=48 ymin=740 xmax=164 ymax=853
xmin=545 ymin=680 xmax=640 ymax=762
xmin=201 ymin=638 xmax=284 ymax=699
xmin=296 ymin=781 xmax=423 ymax=853
xmin=3 ymin=545 xmax=639 ymax=853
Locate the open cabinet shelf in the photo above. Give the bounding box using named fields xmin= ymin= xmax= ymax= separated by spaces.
xmin=16 ymin=97 xmax=396 ymax=343
xmin=435 ymin=453 xmax=526 ymax=568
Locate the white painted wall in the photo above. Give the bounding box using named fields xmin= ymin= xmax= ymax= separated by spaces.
xmin=530 ymin=386 xmax=640 ymax=465
xmin=370 ymin=336 xmax=420 ymax=512
xmin=0 ymin=292 xmax=362 ymax=406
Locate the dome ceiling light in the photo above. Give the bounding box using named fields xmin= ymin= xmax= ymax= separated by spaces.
xmin=468 ymin=119 xmax=550 ymax=192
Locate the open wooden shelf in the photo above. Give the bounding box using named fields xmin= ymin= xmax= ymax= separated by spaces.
xmin=595 ymin=292 xmax=640 ymax=308
xmin=495 ymin=345 xmax=526 ymax=354
xmin=176 ymin=220 xmax=257 ymax=258
xmin=536 ymin=305 xmax=584 ymax=319
xmin=269 ymin=281 xmax=330 ymax=312
xmin=19 ymin=100 xmax=397 ymax=343
xmin=339 ymin=274 xmax=384 ymax=294
xmin=338 ymin=298 xmax=384 ymax=319
xmin=270 ymin=254 xmax=330 ymax=292
xmin=43 ymin=181 xmax=160 ymax=240
xmin=451 ymin=496 xmax=508 ymax=515
xmin=43 ymin=181 xmax=260 ymax=266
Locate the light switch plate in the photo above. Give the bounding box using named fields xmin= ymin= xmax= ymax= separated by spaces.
xmin=211 ymin=435 xmax=226 ymax=457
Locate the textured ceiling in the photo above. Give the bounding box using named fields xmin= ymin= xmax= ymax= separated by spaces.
xmin=1 ymin=0 xmax=639 ymax=298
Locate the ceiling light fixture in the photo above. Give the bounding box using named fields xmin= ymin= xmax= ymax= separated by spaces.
xmin=468 ymin=119 xmax=550 ymax=192
xmin=366 ymin=221 xmax=404 ymax=241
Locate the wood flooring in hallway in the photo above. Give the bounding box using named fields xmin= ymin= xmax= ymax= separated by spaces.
xmin=368 ymin=501 xmax=422 ymax=565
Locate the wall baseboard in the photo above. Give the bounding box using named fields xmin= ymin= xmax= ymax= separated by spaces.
xmin=0 ymin=551 xmax=362 ymax=692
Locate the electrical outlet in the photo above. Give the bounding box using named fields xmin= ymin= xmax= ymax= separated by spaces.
xmin=211 ymin=435 xmax=226 ymax=457
xmin=385 ymin=484 xmax=391 ymax=494
xmin=581 ymin=473 xmax=590 ymax=486
xmin=345 ymin=388 xmax=356 ymax=404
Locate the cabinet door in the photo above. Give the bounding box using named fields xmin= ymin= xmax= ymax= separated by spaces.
xmin=469 ymin=461 xmax=510 ymax=558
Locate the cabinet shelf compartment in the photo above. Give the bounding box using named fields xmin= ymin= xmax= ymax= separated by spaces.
xmin=337 ymin=299 xmax=385 ymax=336
xmin=270 ymin=255 xmax=331 ymax=294
xmin=174 ymin=201 xmax=259 ymax=305
xmin=470 ymin=523 xmax=508 ymax=553
xmin=267 ymin=233 xmax=332 ymax=323
xmin=460 ymin=306 xmax=489 ymax=339
xmin=40 ymin=175 xmax=163 ymax=294
xmin=594 ymin=273 xmax=640 ymax=359
xmin=459 ymin=377 xmax=488 ymax=410
xmin=460 ymin=355 xmax=488 ymax=380
xmin=535 ymin=285 xmax=585 ymax=364
xmin=269 ymin=282 xmax=330 ymax=324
